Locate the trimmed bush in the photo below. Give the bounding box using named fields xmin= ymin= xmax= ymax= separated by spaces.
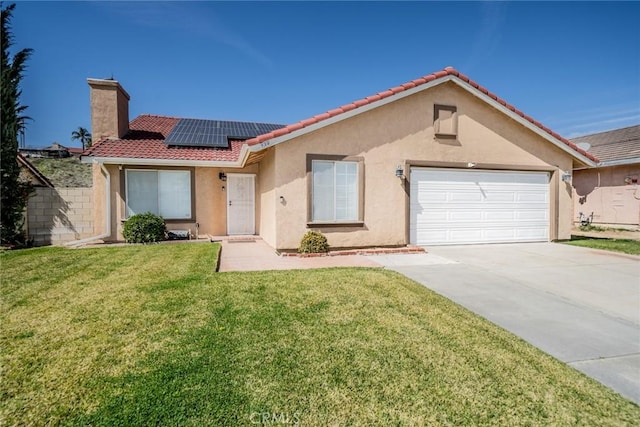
xmin=122 ymin=213 xmax=166 ymax=244
xmin=298 ymin=231 xmax=329 ymax=254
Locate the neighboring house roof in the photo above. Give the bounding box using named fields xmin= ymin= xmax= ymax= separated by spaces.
xmin=17 ymin=153 xmax=54 ymax=188
xmin=245 ymin=67 xmax=598 ymax=164
xmin=569 ymin=125 xmax=640 ymax=166
xmin=84 ymin=115 xmax=283 ymax=165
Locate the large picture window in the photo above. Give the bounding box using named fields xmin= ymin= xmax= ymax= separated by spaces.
xmin=312 ymin=160 xmax=358 ymax=222
xmin=126 ymin=169 xmax=192 ymax=219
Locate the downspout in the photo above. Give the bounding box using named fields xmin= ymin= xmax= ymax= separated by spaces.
xmin=66 ymin=162 xmax=111 ymax=247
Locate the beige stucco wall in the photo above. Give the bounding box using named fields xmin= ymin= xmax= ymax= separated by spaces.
xmin=270 ymin=81 xmax=575 ymax=250
xmin=573 ymin=165 xmax=640 ymax=225
xmin=95 ymin=163 xmax=261 ymax=241
xmin=92 ymin=162 xmax=108 ymax=237
xmin=259 ymin=148 xmax=277 ymax=247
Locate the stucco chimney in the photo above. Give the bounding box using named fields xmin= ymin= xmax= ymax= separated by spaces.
xmin=87 ymin=78 xmax=130 ymax=140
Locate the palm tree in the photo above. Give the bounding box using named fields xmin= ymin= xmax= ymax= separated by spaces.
xmin=71 ymin=126 xmax=92 ymax=151
xmin=16 ymin=106 xmax=31 ymax=148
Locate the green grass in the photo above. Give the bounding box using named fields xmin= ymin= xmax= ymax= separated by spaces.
xmin=2 ymin=244 xmax=638 ymax=426
xmin=29 ymin=157 xmax=92 ymax=187
xmin=565 ymin=237 xmax=640 ymax=255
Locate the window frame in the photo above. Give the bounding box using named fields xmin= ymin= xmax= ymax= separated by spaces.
xmin=306 ymin=154 xmax=365 ymax=227
xmin=122 ymin=166 xmax=196 ymax=222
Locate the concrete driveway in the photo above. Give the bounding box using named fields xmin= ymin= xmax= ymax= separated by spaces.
xmin=370 ymin=243 xmax=640 ymax=404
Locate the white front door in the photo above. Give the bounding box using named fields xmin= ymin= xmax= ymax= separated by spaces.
xmin=227 ymin=174 xmax=255 ymax=235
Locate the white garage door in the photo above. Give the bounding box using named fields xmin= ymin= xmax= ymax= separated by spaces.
xmin=410 ymin=168 xmax=550 ymax=245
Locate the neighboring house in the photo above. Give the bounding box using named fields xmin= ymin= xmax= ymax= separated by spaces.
xmin=18 ymin=153 xmax=54 ymax=188
xmin=82 ymin=67 xmax=597 ymax=250
xmin=571 ymin=125 xmax=640 ymax=227
xmin=65 ymin=146 xmax=84 ymax=157
xmin=20 ymin=142 xmax=83 ymax=158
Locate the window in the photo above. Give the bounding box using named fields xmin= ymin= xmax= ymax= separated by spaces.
xmin=434 ymin=104 xmax=458 ymax=138
xmin=125 ymin=169 xmax=192 ymax=219
xmin=312 ymin=160 xmax=358 ymax=222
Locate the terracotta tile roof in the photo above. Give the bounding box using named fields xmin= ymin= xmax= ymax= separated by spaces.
xmin=66 ymin=147 xmax=84 ymax=155
xmin=569 ymin=125 xmax=640 ymax=164
xmin=84 ymin=115 xmax=246 ymax=162
xmin=246 ymin=66 xmax=599 ymax=163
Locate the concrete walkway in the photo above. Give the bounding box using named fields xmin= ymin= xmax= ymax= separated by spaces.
xmin=217 ymin=238 xmax=380 ymax=272
xmin=370 ymin=243 xmax=640 ymax=404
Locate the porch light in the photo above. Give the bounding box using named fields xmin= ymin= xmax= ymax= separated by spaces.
xmin=219 ymin=172 xmax=227 ymax=181
xmin=395 ymin=165 xmax=404 ymax=178
xmin=562 ymin=173 xmax=572 ymax=183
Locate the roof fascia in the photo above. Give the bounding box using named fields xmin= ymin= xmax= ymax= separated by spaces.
xmin=598 ymin=157 xmax=640 ymax=168
xmin=81 ymin=156 xmax=244 ymax=168
xmin=248 ymin=76 xmax=455 ymax=153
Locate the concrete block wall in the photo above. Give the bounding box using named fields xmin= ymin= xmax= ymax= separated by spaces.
xmin=26 ymin=187 xmax=94 ymax=245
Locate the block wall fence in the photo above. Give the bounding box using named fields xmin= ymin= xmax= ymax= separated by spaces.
xmin=26 ymin=187 xmax=94 ymax=245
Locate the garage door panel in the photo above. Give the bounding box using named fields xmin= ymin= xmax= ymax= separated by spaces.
xmin=450 ymin=229 xmax=484 ymax=242
xmin=410 ymin=168 xmax=550 ymax=245
xmin=486 ymin=210 xmax=516 ymax=221
xmin=516 ymin=228 xmax=549 ymax=239
xmin=516 ymin=192 xmax=548 ymax=203
xmin=414 ymin=190 xmax=447 ymax=202
xmin=442 ymin=211 xmax=480 ymax=221
xmin=483 ymin=192 xmax=517 ymax=202
xmin=416 ymin=229 xmax=448 ymax=243
xmin=517 ymin=210 xmax=548 ymax=221
xmin=450 ymin=192 xmax=483 ymax=202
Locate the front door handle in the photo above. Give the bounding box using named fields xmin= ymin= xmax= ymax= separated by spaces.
xmin=229 ymin=201 xmax=232 ymax=206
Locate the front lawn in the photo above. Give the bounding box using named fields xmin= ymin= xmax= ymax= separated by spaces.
xmin=2 ymin=244 xmax=638 ymax=425
xmin=565 ymin=236 xmax=640 ymax=255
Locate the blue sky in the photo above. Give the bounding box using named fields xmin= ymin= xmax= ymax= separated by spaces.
xmin=12 ymin=1 xmax=640 ymax=148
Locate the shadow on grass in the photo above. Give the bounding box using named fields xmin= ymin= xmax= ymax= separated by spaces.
xmin=569 ymin=235 xmax=607 ymax=241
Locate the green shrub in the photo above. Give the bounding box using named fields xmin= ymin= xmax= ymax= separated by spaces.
xmin=122 ymin=213 xmax=166 ymax=243
xmin=298 ymin=231 xmax=329 ymax=253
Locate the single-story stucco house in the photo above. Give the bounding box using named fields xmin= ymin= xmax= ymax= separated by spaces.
xmin=81 ymin=67 xmax=598 ymax=250
xmin=571 ymin=125 xmax=640 ymax=227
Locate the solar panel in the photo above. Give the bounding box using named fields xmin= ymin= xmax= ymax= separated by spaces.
xmin=164 ymin=118 xmax=285 ymax=148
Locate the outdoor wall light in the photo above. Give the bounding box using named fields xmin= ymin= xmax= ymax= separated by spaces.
xmin=395 ymin=165 xmax=404 ymax=178
xmin=219 ymin=172 xmax=227 ymax=181
xmin=279 ymin=196 xmax=285 ymax=203
xmin=467 ymin=162 xmax=477 ymax=168
xmin=561 ymin=173 xmax=572 ymax=183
